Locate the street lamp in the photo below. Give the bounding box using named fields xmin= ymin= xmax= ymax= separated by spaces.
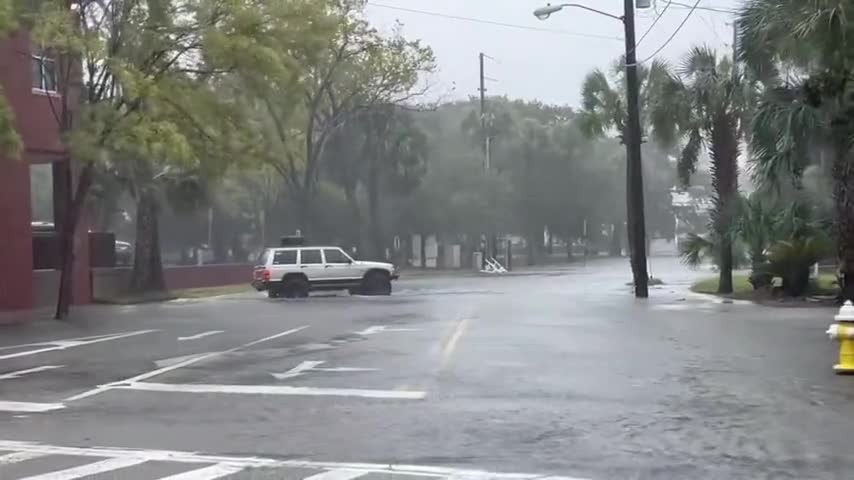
xmin=533 ymin=1 xmax=651 ymax=298
xmin=533 ymin=3 xmax=624 ymax=22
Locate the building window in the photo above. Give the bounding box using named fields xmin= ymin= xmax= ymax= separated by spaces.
xmin=31 ymin=55 xmax=57 ymax=92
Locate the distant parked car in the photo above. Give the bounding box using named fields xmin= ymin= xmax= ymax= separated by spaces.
xmin=252 ymin=245 xmax=398 ymax=298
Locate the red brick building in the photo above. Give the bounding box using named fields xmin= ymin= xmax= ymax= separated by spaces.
xmin=0 ymin=30 xmax=90 ymax=312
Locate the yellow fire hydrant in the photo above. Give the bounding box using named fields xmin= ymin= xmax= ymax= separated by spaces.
xmin=827 ymin=300 xmax=854 ymax=374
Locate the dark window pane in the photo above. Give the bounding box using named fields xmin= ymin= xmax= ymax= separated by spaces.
xmin=300 ymin=249 xmax=322 ymax=264
xmin=273 ymin=250 xmax=297 ymax=265
xmin=41 ymin=59 xmax=57 ymax=91
xmin=31 ymin=57 xmax=41 ymax=89
xmin=323 ymin=249 xmax=350 ymax=264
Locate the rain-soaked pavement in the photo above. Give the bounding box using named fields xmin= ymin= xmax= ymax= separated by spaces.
xmin=0 ymin=257 xmax=851 ymax=479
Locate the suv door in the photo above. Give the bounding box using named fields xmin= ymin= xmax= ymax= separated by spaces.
xmin=270 ymin=249 xmax=298 ymax=280
xmin=298 ymin=248 xmax=325 ymax=281
xmin=322 ymin=248 xmax=357 ymax=282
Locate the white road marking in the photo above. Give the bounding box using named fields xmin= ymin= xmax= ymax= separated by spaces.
xmin=64 ymin=326 xmax=309 ymax=402
xmin=0 ymin=365 xmax=64 ymax=381
xmin=272 ymin=361 xmax=378 ymax=380
xmin=440 ymin=318 xmax=469 ymax=370
xmin=155 ymin=353 xmax=210 ymax=368
xmin=315 ymin=367 xmax=378 ymax=373
xmin=273 ymin=360 xmax=325 ymax=380
xmin=156 ymin=463 xmax=245 ymax=479
xmin=0 ymin=440 xmax=591 ymax=480
xmin=355 ymin=326 xmax=419 ymax=336
xmin=0 ymin=401 xmax=65 ymax=413
xmin=0 ymin=330 xmax=158 ymax=360
xmin=16 ymin=456 xmax=148 ymax=480
xmin=302 ymin=469 xmax=370 ymax=480
xmin=114 ymin=382 xmax=427 ymax=399
xmin=177 ymin=331 xmax=224 ymax=342
xmin=0 ymin=451 xmax=47 ymax=464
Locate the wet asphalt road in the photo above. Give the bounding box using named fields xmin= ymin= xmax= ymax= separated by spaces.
xmin=0 ymin=258 xmax=852 ymax=479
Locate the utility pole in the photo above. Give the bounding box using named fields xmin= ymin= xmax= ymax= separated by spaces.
xmin=479 ymin=52 xmax=491 ymax=170
xmin=479 ymin=52 xmax=497 ymax=261
xmin=623 ymin=0 xmax=649 ymax=298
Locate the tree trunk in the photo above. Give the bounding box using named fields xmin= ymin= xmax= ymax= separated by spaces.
xmin=527 ymin=229 xmax=537 ymax=266
xmin=710 ymin=111 xmax=739 ymax=295
xmin=54 ymin=163 xmax=95 ymax=320
xmin=420 ymin=233 xmax=427 ymax=268
xmin=833 ymin=138 xmax=854 ymax=301
xmin=718 ymin=236 xmax=734 ymax=294
xmin=292 ymin=185 xmax=314 ymax=239
xmin=367 ymin=163 xmax=384 ymax=260
xmin=129 ymin=189 xmax=166 ymax=293
xmin=609 ymin=223 xmax=621 ymax=257
xmin=344 ymin=184 xmax=364 ymax=254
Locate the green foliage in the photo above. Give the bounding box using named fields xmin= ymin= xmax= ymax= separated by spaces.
xmin=680 ymin=233 xmax=717 ymax=268
xmin=0 ymin=0 xmax=19 ymax=158
xmin=738 ymin=0 xmax=854 ymax=299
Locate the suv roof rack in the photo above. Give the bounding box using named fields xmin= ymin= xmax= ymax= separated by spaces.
xmin=280 ymin=235 xmax=305 ymax=247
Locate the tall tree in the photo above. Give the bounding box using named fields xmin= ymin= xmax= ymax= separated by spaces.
xmin=362 ymin=105 xmax=428 ymax=259
xmin=29 ymin=0 xmax=316 ymax=316
xmin=253 ymin=0 xmax=434 ymax=236
xmin=739 ymin=0 xmax=854 ymax=300
xmin=649 ymin=47 xmax=750 ymax=294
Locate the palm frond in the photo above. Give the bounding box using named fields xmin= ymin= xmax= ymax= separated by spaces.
xmin=680 ymin=233 xmax=716 ymax=268
xmin=748 ymin=82 xmax=825 ymax=186
xmin=648 ymin=72 xmax=687 ymax=148
xmin=678 ymin=127 xmax=703 ymax=187
xmin=679 ymin=45 xmax=718 ymax=83
xmin=580 ymin=68 xmax=624 ymax=136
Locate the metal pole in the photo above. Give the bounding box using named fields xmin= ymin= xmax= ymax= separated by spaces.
xmin=479 ymin=52 xmax=488 ymax=169
xmin=623 ymin=0 xmax=649 ymax=298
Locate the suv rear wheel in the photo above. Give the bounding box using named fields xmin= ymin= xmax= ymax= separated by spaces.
xmin=361 ymin=271 xmax=391 ymax=296
xmin=282 ymin=276 xmax=310 ymax=298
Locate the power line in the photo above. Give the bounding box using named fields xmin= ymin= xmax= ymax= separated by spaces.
xmin=632 ymin=0 xmax=702 ymax=65
xmin=636 ymin=0 xmax=672 ymax=47
xmin=669 ymin=1 xmax=737 ymax=14
xmin=365 ymin=2 xmax=622 ymax=41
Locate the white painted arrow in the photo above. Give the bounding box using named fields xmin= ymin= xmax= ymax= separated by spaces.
xmin=0 ymin=365 xmax=64 ymax=381
xmin=0 ymin=330 xmax=157 ymax=360
xmin=178 ymin=330 xmax=224 ymax=341
xmin=272 ymin=361 xmax=378 ymax=380
xmin=354 ymin=326 xmax=418 ymax=336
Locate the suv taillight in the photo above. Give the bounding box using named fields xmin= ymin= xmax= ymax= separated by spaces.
xmin=262 ymin=269 xmax=271 ymax=281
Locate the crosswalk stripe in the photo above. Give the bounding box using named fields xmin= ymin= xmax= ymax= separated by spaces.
xmin=16 ymin=457 xmax=148 ymax=480
xmin=302 ymin=469 xmax=371 ymax=480
xmin=156 ymin=463 xmax=246 ymax=479
xmin=0 ymin=451 xmax=47 ymax=464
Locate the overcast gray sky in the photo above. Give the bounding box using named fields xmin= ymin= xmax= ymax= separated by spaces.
xmin=365 ymin=0 xmax=743 ymax=107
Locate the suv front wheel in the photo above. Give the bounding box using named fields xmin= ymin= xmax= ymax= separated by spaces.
xmin=360 ymin=271 xmax=392 ymax=296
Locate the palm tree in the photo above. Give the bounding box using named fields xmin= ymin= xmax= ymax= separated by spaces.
xmin=649 ymin=46 xmax=751 ymax=294
xmin=577 ymin=58 xmax=671 ymax=266
xmin=738 ymin=0 xmax=854 ymax=300
xmin=736 ymin=194 xmax=777 ymax=289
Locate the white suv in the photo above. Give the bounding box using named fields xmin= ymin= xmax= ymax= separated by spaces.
xmin=252 ymin=246 xmax=398 ymax=298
